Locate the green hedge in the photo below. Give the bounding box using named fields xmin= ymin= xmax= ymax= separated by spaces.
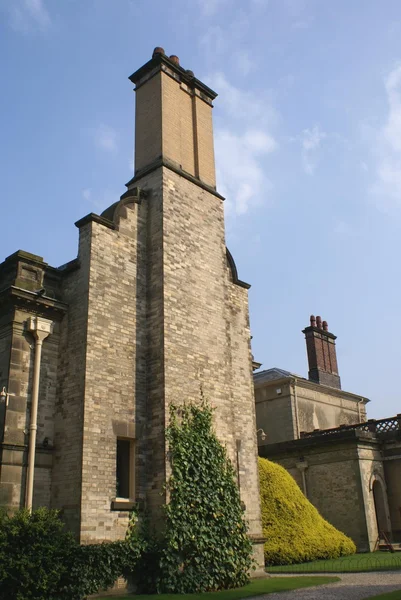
xmin=259 ymin=457 xmax=356 ymax=565
xmin=0 ymin=508 xmax=142 ymax=600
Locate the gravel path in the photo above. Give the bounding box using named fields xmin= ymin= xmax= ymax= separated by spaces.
xmin=256 ymin=572 xmax=401 ymax=599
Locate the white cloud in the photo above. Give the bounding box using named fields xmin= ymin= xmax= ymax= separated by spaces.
xmin=7 ymin=0 xmax=51 ymax=33
xmin=197 ymin=0 xmax=229 ymax=17
xmin=372 ymin=65 xmax=401 ymax=206
xmin=199 ymin=25 xmax=228 ymax=57
xmin=206 ymin=74 xmax=277 ymax=215
xmin=82 ymin=188 xmax=91 ymax=201
xmin=215 ymin=130 xmax=276 ymax=215
xmin=93 ymin=124 xmax=118 ymax=153
xmin=301 ymin=125 xmax=326 ymax=174
xmin=235 ymin=52 xmax=255 ymax=77
xmin=206 ymin=72 xmax=277 ymax=126
xmin=82 ymin=188 xmax=119 ymax=212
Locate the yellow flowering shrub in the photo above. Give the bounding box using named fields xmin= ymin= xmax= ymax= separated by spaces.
xmin=259 ymin=457 xmax=356 ymax=565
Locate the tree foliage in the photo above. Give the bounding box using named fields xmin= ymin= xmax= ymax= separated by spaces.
xmin=259 ymin=457 xmax=356 ymax=565
xmin=157 ymin=401 xmax=253 ymax=593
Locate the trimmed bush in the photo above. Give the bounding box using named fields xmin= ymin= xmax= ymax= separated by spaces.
xmin=157 ymin=401 xmax=254 ymax=593
xmin=259 ymin=457 xmax=356 ymax=565
xmin=0 ymin=507 xmax=142 ymax=600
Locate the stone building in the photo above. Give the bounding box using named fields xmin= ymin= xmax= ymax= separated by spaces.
xmin=256 ymin=316 xmax=401 ymax=551
xmin=0 ymin=48 xmax=265 ymax=569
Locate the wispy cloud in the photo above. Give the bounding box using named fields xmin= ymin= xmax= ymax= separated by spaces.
xmin=371 ymin=65 xmax=401 ymax=206
xmin=93 ymin=124 xmax=118 ymax=153
xmin=207 ymin=73 xmax=277 ymax=126
xmin=82 ymin=188 xmax=118 ymax=212
xmin=197 ymin=0 xmax=230 ymax=17
xmin=215 ymin=130 xmax=276 ymax=215
xmin=7 ymin=0 xmax=51 ymax=33
xmin=82 ymin=188 xmax=91 ymax=202
xmin=301 ymin=125 xmax=326 ymax=174
xmin=206 ymin=73 xmax=277 ymax=215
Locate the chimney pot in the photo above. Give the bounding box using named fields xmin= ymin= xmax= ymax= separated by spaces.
xmin=323 ymin=320 xmax=328 ymax=331
xmin=169 ymin=55 xmax=180 ymax=65
xmin=310 ymin=315 xmax=316 ymax=327
xmin=186 ymin=69 xmax=195 ymax=77
xmin=316 ymin=316 xmax=322 ymax=329
xmin=153 ymin=47 xmax=165 ymax=57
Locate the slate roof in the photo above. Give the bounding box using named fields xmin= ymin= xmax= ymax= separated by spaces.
xmin=253 ymin=367 xmax=304 ymax=384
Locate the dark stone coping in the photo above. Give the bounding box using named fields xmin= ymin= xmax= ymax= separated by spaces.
xmin=259 ymin=429 xmax=379 ymax=458
xmin=302 ymin=325 xmax=337 ymax=340
xmin=3 ymin=249 xmax=46 ymax=266
xmin=226 ymin=248 xmax=251 ymax=289
xmin=75 ymin=213 xmax=116 ymax=230
xmin=129 ymin=53 xmax=217 ymax=101
xmin=56 ymin=258 xmax=80 ymax=274
xmin=110 ymin=500 xmax=136 ymax=511
xmin=125 ymin=156 xmax=225 ymax=201
xmin=0 ymin=250 xmax=79 ymax=281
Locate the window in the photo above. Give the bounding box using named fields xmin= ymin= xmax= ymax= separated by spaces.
xmin=116 ymin=438 xmax=135 ymax=500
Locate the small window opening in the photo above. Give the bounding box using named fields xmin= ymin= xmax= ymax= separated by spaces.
xmin=116 ymin=439 xmax=134 ymax=499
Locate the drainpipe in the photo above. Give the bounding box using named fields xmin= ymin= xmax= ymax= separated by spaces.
xmin=291 ymin=379 xmax=301 ymax=439
xmin=25 ymin=317 xmax=53 ymax=511
xmin=296 ymin=459 xmax=309 ymax=498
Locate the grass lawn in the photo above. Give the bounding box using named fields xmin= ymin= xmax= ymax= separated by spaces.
xmin=364 ymin=591 xmax=401 ymax=599
xmin=100 ymin=576 xmax=339 ymax=600
xmin=266 ymin=552 xmax=401 ymax=573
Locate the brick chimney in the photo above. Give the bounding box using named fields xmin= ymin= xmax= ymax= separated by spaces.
xmin=302 ymin=315 xmax=341 ymax=389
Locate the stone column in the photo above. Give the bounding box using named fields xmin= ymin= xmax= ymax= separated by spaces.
xmin=25 ymin=316 xmax=53 ymax=511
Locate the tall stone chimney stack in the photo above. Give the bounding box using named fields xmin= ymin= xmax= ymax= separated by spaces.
xmin=302 ymin=315 xmax=341 ymax=389
xmin=130 ymin=47 xmax=217 ymax=188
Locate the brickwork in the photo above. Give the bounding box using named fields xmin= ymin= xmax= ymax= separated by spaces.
xmin=78 ymin=190 xmax=151 ymax=542
xmin=134 ymin=72 xmax=162 ymax=173
xmin=51 ymin=235 xmax=90 ymax=537
xmin=193 ymin=94 xmax=216 ymax=187
xmin=131 ymin=54 xmax=216 ymax=189
xmin=161 ymin=73 xmax=196 ymax=176
xmin=303 ymin=317 xmax=341 ymax=389
xmin=0 ymin=51 xmax=264 ymax=571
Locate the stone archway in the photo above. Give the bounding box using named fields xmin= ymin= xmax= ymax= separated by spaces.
xmin=373 ymin=479 xmax=388 ymax=535
xmin=370 ymin=473 xmax=391 ymax=539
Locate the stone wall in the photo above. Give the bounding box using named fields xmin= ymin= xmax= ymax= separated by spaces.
xmin=296 ymin=384 xmax=367 ymax=433
xmin=383 ymin=438 xmax=401 ymax=541
xmin=255 ymin=383 xmax=296 ymax=444
xmin=358 ymin=441 xmax=390 ymax=549
xmin=255 ymin=378 xmax=366 ymax=446
xmin=51 ymin=237 xmax=90 ymax=538
xmin=77 ymin=187 xmax=150 ymax=543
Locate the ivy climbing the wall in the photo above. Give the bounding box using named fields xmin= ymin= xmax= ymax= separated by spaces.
xmin=157 ymin=401 xmax=254 ymax=593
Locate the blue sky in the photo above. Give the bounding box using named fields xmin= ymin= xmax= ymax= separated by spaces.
xmin=1 ymin=0 xmax=401 ymax=419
